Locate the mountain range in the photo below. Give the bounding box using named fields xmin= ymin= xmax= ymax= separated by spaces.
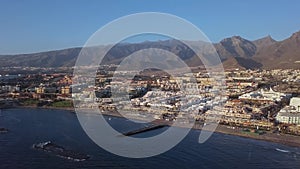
xmin=1 ymin=30 xmax=300 ymax=70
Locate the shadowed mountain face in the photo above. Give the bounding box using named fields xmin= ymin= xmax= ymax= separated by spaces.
xmin=1 ymin=30 xmax=300 ymax=70
xmin=214 ymin=36 xmax=261 ymax=70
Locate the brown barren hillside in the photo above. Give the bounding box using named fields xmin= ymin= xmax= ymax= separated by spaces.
xmin=0 ymin=30 xmax=300 ymax=70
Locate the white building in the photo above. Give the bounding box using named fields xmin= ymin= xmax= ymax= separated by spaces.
xmin=290 ymin=97 xmax=300 ymax=110
xmin=276 ymin=97 xmax=300 ymax=125
xmin=239 ymin=88 xmax=288 ymax=102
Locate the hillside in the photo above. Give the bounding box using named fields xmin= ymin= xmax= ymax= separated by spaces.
xmin=1 ymin=31 xmax=300 ymax=70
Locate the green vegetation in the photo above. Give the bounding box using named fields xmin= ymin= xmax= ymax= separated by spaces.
xmin=21 ymin=99 xmax=39 ymax=106
xmin=20 ymin=99 xmax=73 ymax=108
xmin=49 ymin=100 xmax=73 ymax=108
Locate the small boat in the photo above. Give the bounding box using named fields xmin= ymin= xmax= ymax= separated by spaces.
xmin=275 ymin=148 xmax=290 ymax=153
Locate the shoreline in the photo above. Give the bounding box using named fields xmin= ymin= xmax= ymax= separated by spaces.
xmin=5 ymin=105 xmax=300 ymax=148
xmin=214 ymin=125 xmax=300 ymax=147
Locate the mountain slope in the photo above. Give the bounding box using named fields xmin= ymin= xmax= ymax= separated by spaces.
xmin=253 ymin=35 xmax=276 ymax=50
xmin=0 ymin=48 xmax=81 ymax=67
xmin=0 ymin=30 xmax=300 ymax=70
xmin=253 ymin=31 xmax=300 ymax=69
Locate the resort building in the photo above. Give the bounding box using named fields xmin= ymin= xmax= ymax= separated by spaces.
xmin=276 ymin=97 xmax=300 ymax=125
xmin=239 ymin=88 xmax=288 ymax=103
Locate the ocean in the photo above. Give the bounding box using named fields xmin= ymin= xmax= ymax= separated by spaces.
xmin=0 ymin=108 xmax=300 ymax=169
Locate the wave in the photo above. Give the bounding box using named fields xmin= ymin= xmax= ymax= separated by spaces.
xmin=275 ymin=148 xmax=290 ymax=153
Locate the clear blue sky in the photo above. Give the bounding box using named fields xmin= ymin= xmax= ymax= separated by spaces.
xmin=1 ymin=0 xmax=300 ymax=54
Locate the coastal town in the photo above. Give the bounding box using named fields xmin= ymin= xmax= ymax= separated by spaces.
xmin=1 ymin=66 xmax=300 ymax=137
xmin=2 ymin=0 xmax=300 ymax=168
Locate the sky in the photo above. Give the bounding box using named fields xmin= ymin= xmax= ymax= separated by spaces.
xmin=0 ymin=0 xmax=300 ymax=54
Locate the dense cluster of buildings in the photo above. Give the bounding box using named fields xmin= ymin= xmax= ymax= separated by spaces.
xmin=0 ymin=73 xmax=72 ymax=103
xmin=0 ymin=67 xmax=300 ymax=134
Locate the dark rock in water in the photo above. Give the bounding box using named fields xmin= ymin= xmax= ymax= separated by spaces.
xmin=0 ymin=128 xmax=9 ymax=133
xmin=32 ymin=141 xmax=90 ymax=161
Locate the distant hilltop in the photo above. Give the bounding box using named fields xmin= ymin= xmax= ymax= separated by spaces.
xmin=0 ymin=30 xmax=300 ymax=70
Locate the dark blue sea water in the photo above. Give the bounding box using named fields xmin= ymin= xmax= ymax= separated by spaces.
xmin=0 ymin=108 xmax=300 ymax=169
